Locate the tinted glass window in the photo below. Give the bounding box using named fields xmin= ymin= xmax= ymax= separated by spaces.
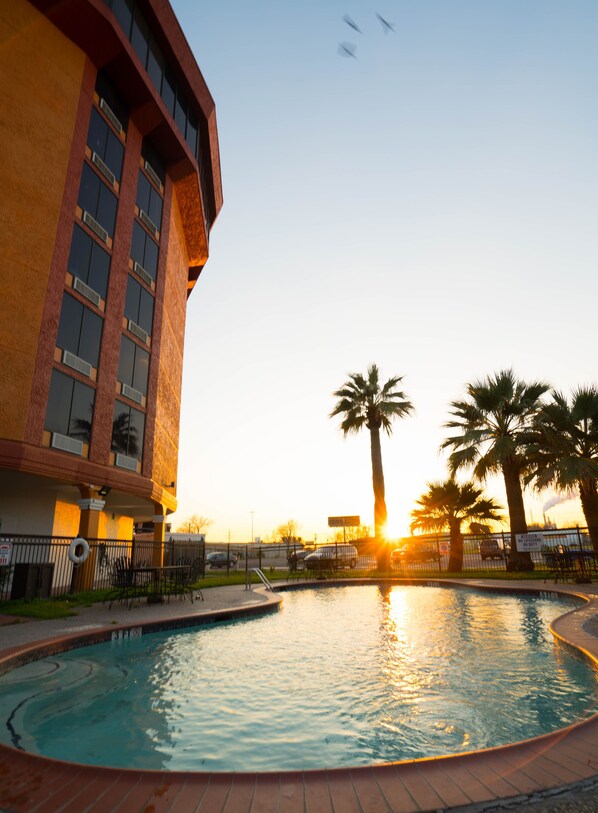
xmin=95 ymin=71 xmax=128 ymax=132
xmin=147 ymin=36 xmax=164 ymax=93
xmin=112 ymin=400 xmax=145 ymax=459
xmin=78 ymin=164 xmax=118 ymax=237
xmin=111 ymin=0 xmax=133 ymax=38
xmin=88 ymin=108 xmax=108 ymax=161
xmin=128 ymin=407 xmax=145 ymax=458
xmin=118 ymin=335 xmax=149 ymax=395
xmin=45 ymin=370 xmax=95 ymax=443
xmin=68 ymin=225 xmax=92 ymax=282
xmin=161 ymin=64 xmax=176 ymax=116
xmin=68 ymin=225 xmax=110 ymax=299
xmin=144 ymin=235 xmax=158 ymax=279
xmin=118 ymin=334 xmax=135 ymax=387
xmin=132 ymin=344 xmax=149 ymax=394
xmin=174 ymin=90 xmax=187 ymax=135
xmin=130 ymin=221 xmax=158 ymax=280
xmin=69 ymin=379 xmax=95 ymax=441
xmin=137 ymin=286 xmax=154 ymax=335
xmin=57 ymin=293 xmax=103 ymax=368
xmin=88 ymin=238 xmax=110 ymax=297
xmin=141 ymin=139 xmax=166 ymax=186
xmin=136 ymin=172 xmax=162 ymax=231
xmin=79 ymin=307 xmax=103 ymax=367
xmin=87 ymin=108 xmax=124 ymax=182
xmin=125 ymin=276 xmax=154 ymax=335
xmin=105 ymin=131 xmax=124 ymax=182
xmin=45 ymin=369 xmax=71 ymax=436
xmin=56 ymin=294 xmax=81 ymax=358
xmin=144 ymin=231 xmax=159 ymax=274
xmin=131 ymin=6 xmax=150 ymax=67
xmin=136 ymin=173 xmax=151 ymax=214
xmin=186 ymin=110 xmax=198 ymax=156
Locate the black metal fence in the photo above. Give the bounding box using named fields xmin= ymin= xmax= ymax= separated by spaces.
xmin=0 ymin=536 xmax=207 ymax=601
xmin=377 ymin=526 xmax=596 ymax=576
xmin=0 ymin=527 xmax=595 ymax=601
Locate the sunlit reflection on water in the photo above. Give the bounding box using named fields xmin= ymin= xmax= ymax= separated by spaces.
xmin=0 ymin=585 xmax=596 ymax=771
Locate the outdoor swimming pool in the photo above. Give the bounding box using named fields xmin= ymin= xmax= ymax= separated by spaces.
xmin=0 ymin=585 xmax=596 ymax=772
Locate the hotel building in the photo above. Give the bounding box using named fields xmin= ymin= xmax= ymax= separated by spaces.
xmin=0 ymin=0 xmax=222 ymax=549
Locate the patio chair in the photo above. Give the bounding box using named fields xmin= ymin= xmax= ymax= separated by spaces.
xmin=170 ymin=557 xmax=203 ymax=603
xmin=104 ymin=556 xmax=137 ymax=608
xmin=542 ymin=546 xmax=577 ymax=584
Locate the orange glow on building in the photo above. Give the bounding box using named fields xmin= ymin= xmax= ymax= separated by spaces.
xmin=0 ymin=0 xmax=222 ymax=540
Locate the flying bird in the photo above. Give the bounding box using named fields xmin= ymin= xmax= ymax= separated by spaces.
xmin=343 ymin=14 xmax=362 ymax=33
xmin=338 ymin=41 xmax=357 ymax=58
xmin=376 ymin=13 xmax=395 ymax=33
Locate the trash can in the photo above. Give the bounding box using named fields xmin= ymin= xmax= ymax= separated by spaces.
xmin=10 ymin=563 xmax=54 ymax=600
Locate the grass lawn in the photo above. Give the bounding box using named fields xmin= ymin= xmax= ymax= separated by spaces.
xmin=0 ymin=568 xmax=556 ymax=621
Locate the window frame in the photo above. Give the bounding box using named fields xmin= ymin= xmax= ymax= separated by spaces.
xmin=78 ymin=162 xmax=118 ymax=239
xmin=45 ymin=369 xmax=96 ymax=447
xmin=111 ymin=399 xmax=145 ymax=462
xmin=56 ymin=292 xmax=103 ymax=373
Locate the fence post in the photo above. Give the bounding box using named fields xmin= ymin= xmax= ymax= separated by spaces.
xmin=575 ymin=525 xmax=588 ymax=579
xmin=436 ymin=535 xmax=442 ymax=573
xmin=245 ymin=544 xmax=250 ymax=590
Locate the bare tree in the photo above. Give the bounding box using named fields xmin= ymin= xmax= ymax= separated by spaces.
xmin=176 ymin=515 xmax=213 ymax=534
xmin=332 ymin=524 xmax=372 ymax=543
xmin=275 ymin=519 xmax=302 ymax=549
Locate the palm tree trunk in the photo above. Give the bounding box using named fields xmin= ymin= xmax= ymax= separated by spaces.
xmin=369 ymin=425 xmax=388 ymax=569
xmin=503 ymin=460 xmax=533 ymax=571
xmin=447 ymin=519 xmax=464 ymax=572
xmin=579 ymin=479 xmax=598 ymax=554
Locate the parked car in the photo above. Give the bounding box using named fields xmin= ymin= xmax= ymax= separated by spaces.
xmin=206 ymin=551 xmax=238 ymax=568
xmin=479 ymin=539 xmax=506 ymax=560
xmin=304 ymin=544 xmax=358 ymax=571
xmin=287 ymin=547 xmax=313 ymax=570
xmin=391 ymin=541 xmax=439 ymax=566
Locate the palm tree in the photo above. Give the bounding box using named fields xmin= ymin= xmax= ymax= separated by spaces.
xmin=442 ymin=369 xmax=550 ymax=571
xmin=410 ymin=479 xmax=503 ymax=572
xmin=330 ymin=363 xmax=413 ymax=568
xmin=525 ymin=387 xmax=598 ymax=553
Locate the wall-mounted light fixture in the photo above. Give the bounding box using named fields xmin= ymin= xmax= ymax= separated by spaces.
xmin=162 ymin=481 xmax=176 ymax=488
xmin=98 ymin=485 xmax=111 ymax=497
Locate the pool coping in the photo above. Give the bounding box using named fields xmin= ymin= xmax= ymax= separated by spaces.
xmin=1 ymin=578 xmax=598 ymax=813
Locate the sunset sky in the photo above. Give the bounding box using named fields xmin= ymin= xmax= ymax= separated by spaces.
xmin=168 ymin=0 xmax=598 ymax=543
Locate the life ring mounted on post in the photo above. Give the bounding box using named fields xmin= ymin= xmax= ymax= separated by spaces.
xmin=68 ymin=537 xmax=90 ymax=566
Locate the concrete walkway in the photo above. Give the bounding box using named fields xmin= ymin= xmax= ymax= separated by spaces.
xmin=0 ymin=578 xmax=598 ymax=813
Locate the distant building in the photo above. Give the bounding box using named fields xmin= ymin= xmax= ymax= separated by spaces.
xmin=0 ymin=0 xmax=222 ymax=545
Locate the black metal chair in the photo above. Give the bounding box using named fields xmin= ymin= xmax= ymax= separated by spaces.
xmin=169 ymin=557 xmax=203 ymax=602
xmin=104 ymin=556 xmax=137 ymax=608
xmin=542 ymin=546 xmax=577 ymax=583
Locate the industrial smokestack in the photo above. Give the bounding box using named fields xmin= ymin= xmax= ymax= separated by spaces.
xmin=542 ymin=493 xmax=576 ymax=512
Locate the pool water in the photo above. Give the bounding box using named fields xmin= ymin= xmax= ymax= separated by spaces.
xmin=0 ymin=585 xmax=596 ymax=771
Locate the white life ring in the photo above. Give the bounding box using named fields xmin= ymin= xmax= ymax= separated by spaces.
xmin=68 ymin=537 xmax=90 ymax=565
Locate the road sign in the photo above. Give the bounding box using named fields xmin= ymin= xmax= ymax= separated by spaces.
xmin=328 ymin=516 xmax=360 ymax=528
xmin=0 ymin=542 xmax=12 ymax=567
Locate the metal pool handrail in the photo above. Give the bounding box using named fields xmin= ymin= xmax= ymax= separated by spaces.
xmin=247 ymin=567 xmax=274 ymax=591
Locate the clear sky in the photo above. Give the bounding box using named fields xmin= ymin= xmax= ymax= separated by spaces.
xmin=168 ymin=0 xmax=598 ymax=543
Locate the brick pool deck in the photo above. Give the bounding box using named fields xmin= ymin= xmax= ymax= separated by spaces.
xmin=0 ymin=578 xmax=597 ymax=813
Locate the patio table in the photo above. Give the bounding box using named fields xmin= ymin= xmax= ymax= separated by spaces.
xmin=130 ymin=564 xmax=191 ymax=603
